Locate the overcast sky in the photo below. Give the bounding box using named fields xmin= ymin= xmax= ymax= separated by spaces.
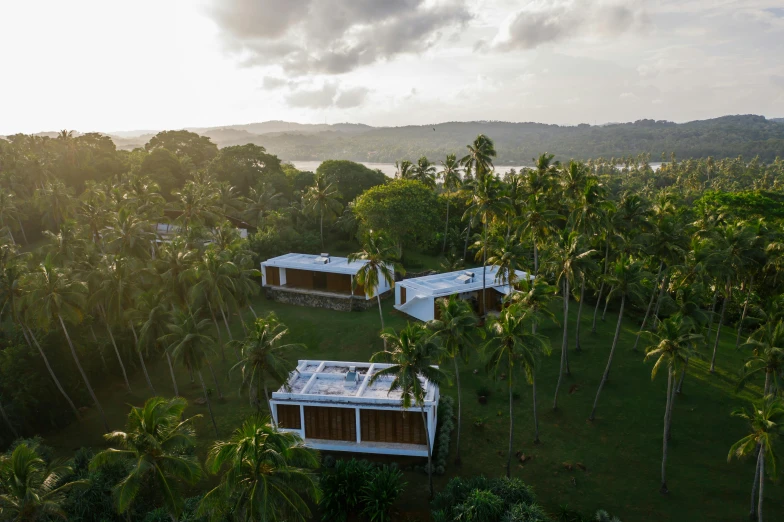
xmin=2 ymin=0 xmax=783 ymax=134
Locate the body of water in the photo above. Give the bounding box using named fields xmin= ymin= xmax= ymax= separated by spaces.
xmin=289 ymin=160 xmax=661 ymax=177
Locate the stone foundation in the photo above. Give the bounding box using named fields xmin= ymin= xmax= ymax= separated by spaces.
xmin=264 ymin=286 xmax=382 ymax=312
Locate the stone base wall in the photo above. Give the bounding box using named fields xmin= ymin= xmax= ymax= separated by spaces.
xmin=264 ymin=287 xmax=381 ymax=312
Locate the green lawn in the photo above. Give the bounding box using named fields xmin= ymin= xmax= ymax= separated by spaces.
xmin=43 ymin=291 xmax=783 ymax=521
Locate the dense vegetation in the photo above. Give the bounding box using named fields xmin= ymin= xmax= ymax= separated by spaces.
xmin=1 ymin=128 xmax=784 ymax=521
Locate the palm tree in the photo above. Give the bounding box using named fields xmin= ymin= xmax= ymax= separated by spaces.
xmin=547 ymin=232 xmax=595 ymax=410
xmin=136 ymin=289 xmax=179 ymax=396
xmin=728 ymin=396 xmax=784 ymax=521
xmin=161 ymin=309 xmax=220 ymax=436
xmin=487 ymin=234 xmax=527 ymax=289
xmin=90 ymin=397 xmax=202 ymax=519
xmin=394 ymin=160 xmax=413 ymax=180
xmin=517 ymin=194 xmax=561 ymax=276
xmin=412 ymin=156 xmax=437 ymax=189
xmin=740 ymin=321 xmax=784 ymax=397
xmin=348 ymin=230 xmax=402 ymax=331
xmin=460 ymin=134 xmax=496 ymax=180
xmin=26 ymin=257 xmax=109 ymax=432
xmin=439 ymin=154 xmax=462 ymax=253
xmin=428 ymin=296 xmax=480 ymax=464
xmin=464 ymin=175 xmax=509 ymax=316
xmin=483 ymin=303 xmax=550 ymax=477
xmin=372 ymin=323 xmax=447 ymax=497
xmin=199 ymin=415 xmax=321 ymax=522
xmin=245 ymin=183 xmax=283 ymax=227
xmin=303 ymin=173 xmax=342 ymax=249
xmin=102 ymin=207 xmax=155 ymax=260
xmin=589 ymin=256 xmax=648 ymax=420
xmin=231 ymin=314 xmax=302 ymax=416
xmin=0 ymin=442 xmax=87 ymax=521
xmin=644 ymin=316 xmax=701 ymax=494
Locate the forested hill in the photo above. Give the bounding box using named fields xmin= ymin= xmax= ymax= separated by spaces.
xmin=27 ymin=114 xmax=784 ymax=164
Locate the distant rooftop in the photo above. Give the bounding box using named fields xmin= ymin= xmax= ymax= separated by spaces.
xmin=398 ymin=266 xmax=529 ymax=298
xmin=272 ymin=360 xmax=438 ymax=406
xmin=262 ymin=253 xmax=369 ymax=275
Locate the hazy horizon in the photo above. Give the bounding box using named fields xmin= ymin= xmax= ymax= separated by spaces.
xmin=2 ymin=0 xmax=783 ymax=135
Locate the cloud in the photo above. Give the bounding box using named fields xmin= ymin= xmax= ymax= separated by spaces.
xmin=492 ymin=0 xmax=648 ymax=51
xmin=261 ymin=76 xmax=288 ymax=90
xmin=208 ymin=0 xmax=472 ymax=75
xmin=285 ymin=82 xmax=369 ymax=109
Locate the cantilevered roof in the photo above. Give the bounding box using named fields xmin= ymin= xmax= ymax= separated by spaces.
xmin=271 ymin=360 xmax=438 ymax=407
xmin=398 ymin=266 xmax=529 ymax=298
xmin=262 ymin=253 xmax=369 ymax=275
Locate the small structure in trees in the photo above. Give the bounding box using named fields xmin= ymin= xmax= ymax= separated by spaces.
xmin=270 ymin=359 xmax=439 ymax=456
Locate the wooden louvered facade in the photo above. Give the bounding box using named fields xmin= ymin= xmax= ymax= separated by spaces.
xmin=360 ymin=409 xmax=426 ymax=445
xmin=276 ymin=404 xmax=301 ymax=429
xmin=304 ymin=406 xmax=356 ymax=442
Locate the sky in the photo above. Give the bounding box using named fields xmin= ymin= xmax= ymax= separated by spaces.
xmin=1 ymin=0 xmax=783 ymax=135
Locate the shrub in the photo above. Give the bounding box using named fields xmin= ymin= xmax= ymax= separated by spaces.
xmin=322 ymin=454 xmax=336 ymax=468
xmin=430 ymin=396 xmax=455 ymax=475
xmin=502 ymin=502 xmax=551 ymax=522
xmin=454 ymin=490 xmax=505 ymax=522
xmin=360 ymin=465 xmax=406 ymax=522
xmin=491 ymin=478 xmax=536 ymax=509
xmin=476 ymin=385 xmax=492 ymax=398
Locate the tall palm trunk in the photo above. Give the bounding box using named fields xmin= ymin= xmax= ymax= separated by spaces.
xmin=206 ymin=359 xmax=224 ymax=399
xmin=218 ymin=303 xmax=239 ymax=360
xmin=590 ymin=295 xmax=626 ymax=420
xmin=532 ymin=236 xmax=538 ymax=276
xmin=198 ymin=369 xmax=218 ymax=437
xmin=633 ymin=262 xmax=663 ymax=351
xmin=376 ymin=293 xmax=385 ymax=330
xmin=710 ymin=277 xmax=731 ymax=373
xmin=592 ymin=282 xmax=605 ymax=333
xmin=602 ymin=287 xmax=613 ymax=321
xmin=592 ymin=239 xmax=611 ymax=333
xmin=751 ymin=444 xmax=761 ymax=519
xmin=659 ymin=367 xmax=674 ymax=494
xmin=735 ymin=276 xmax=753 ymax=351
xmin=264 ymin=381 xmax=275 ymax=427
xmin=506 ymin=374 xmax=514 ymax=478
xmin=0 ymin=400 xmax=18 ymax=439
xmin=676 ymin=357 xmax=689 ymax=394
xmin=482 ymin=220 xmax=487 ymax=318
xmin=15 ymin=216 xmax=28 ymax=245
xmin=89 ymin=324 xmax=108 ymax=370
xmin=758 ymin=440 xmax=765 ymax=522
xmin=532 ymin=373 xmax=540 ymax=443
xmin=59 ymin=316 xmax=109 ymax=432
xmin=553 ymin=278 xmax=569 ymax=410
xmin=101 ymin=306 xmax=131 ymax=392
xmin=166 ymin=352 xmax=179 ymax=397
xmin=463 ymin=223 xmax=470 ymax=260
xmin=319 ymin=207 xmax=324 ymax=249
xmin=208 ymin=302 xmax=226 ymax=361
xmin=652 ymin=274 xmax=669 ymax=326
xmin=421 ymin=405 xmax=434 ymax=498
xmin=453 ymin=357 xmax=463 ymax=464
xmin=442 ymin=197 xmax=450 ymax=253
xmin=129 ymin=322 xmax=155 ymax=395
xmin=575 ymin=274 xmax=586 ymax=352
xmin=706 ymin=289 xmax=719 ymax=341
xmin=25 ymin=324 xmax=80 ymax=420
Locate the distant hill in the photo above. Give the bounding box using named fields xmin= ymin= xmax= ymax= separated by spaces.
xmin=11 ymin=115 xmax=784 ymax=163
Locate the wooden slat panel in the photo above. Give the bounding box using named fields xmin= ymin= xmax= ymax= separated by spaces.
xmin=304 ymin=406 xmax=355 ymax=441
xmin=277 ymin=404 xmax=301 ymax=429
xmin=400 ymin=286 xmax=406 ymax=304
xmin=287 ymin=268 xmax=314 ymax=289
xmin=266 ymin=266 xmax=280 ymax=286
xmin=360 ymin=409 xmax=426 ymax=445
xmin=326 ymin=273 xmax=352 ymax=293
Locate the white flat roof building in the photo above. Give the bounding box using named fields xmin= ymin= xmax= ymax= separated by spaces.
xmin=270 ymin=360 xmax=439 ymax=456
xmin=261 ymin=253 xmax=390 ymax=300
xmin=395 ymin=266 xmax=529 ymax=322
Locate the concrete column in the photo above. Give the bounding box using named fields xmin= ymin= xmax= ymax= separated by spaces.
xmin=299 ymin=405 xmax=306 ymax=439
xmin=280 ymin=268 xmax=287 ymax=285
xmin=260 ymin=264 xmax=267 ymax=285
xmin=355 ymin=408 xmax=361 ymax=444
xmin=270 ymin=402 xmax=278 ymax=425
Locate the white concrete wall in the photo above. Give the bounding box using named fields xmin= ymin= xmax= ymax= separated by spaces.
xmin=405 ymin=296 xmax=435 ymax=322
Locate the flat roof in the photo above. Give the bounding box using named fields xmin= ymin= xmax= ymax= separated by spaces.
xmin=398 ymin=266 xmax=529 ymax=298
xmin=271 ymin=360 xmax=438 ymax=407
xmin=262 ymin=253 xmax=368 ymax=275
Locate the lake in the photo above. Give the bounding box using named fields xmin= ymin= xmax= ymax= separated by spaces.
xmin=289 ymin=160 xmax=661 ymax=177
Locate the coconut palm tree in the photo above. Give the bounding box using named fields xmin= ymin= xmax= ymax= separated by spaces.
xmin=487 ymin=234 xmax=528 ymax=288
xmin=26 ymin=256 xmax=109 ymax=432
xmin=102 ymin=207 xmax=155 ymax=260
xmin=728 ymin=396 xmax=784 ymax=521
xmin=136 ymin=289 xmax=178 ymax=395
xmin=89 ymin=397 xmax=202 ymax=519
xmin=303 ymin=173 xmax=342 ymax=249
xmin=161 ymin=309 xmax=220 ymax=436
xmin=547 ymin=232 xmax=595 ymax=410
xmin=483 ymin=303 xmax=550 ymax=477
xmin=589 ymin=256 xmax=648 ymax=420
xmin=0 ymin=442 xmax=87 ymax=521
xmin=348 ymin=230 xmax=402 ymax=331
xmin=199 ymin=415 xmax=321 ymax=522
xmin=740 ymin=320 xmax=784 ymax=397
xmin=412 ymin=156 xmax=437 ymax=189
xmin=460 ymin=134 xmax=496 ymax=180
xmin=428 ymin=296 xmax=480 ymax=464
xmin=231 ymin=314 xmax=302 ymax=417
xmin=245 ymin=183 xmax=283 ymax=227
xmin=517 ymin=193 xmax=562 ymax=277
xmin=394 ymin=160 xmax=413 ymax=180
xmin=439 ymin=154 xmax=462 ymax=253
xmin=644 ymin=315 xmax=701 ymax=494
xmin=371 ymin=323 xmax=447 ymax=497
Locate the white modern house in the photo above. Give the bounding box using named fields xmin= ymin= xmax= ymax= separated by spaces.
xmin=260 ymin=253 xmax=390 ymax=299
xmin=270 ymin=360 xmax=439 ymax=456
xmin=394 ymin=267 xmax=529 ymax=322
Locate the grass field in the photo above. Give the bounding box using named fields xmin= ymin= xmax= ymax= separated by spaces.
xmin=42 ymin=288 xmax=783 ymax=521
